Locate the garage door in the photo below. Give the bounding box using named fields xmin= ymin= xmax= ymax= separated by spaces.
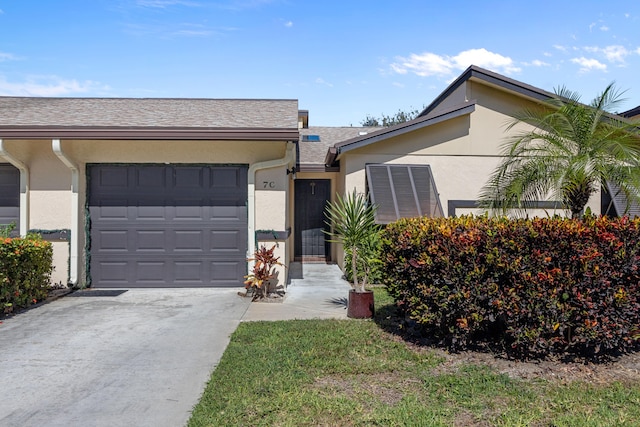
xmin=89 ymin=164 xmax=248 ymax=288
xmin=0 ymin=164 xmax=19 ymax=235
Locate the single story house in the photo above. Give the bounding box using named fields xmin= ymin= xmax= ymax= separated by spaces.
xmin=0 ymin=65 xmax=636 ymax=288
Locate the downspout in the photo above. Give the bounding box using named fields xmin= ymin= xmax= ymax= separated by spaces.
xmin=0 ymin=139 xmax=29 ymax=236
xmin=247 ymin=141 xmax=295 ymax=268
xmin=52 ymin=139 xmax=80 ymax=286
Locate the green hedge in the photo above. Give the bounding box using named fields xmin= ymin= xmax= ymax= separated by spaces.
xmin=0 ymin=235 xmax=53 ymax=314
xmin=382 ymin=215 xmax=640 ymax=361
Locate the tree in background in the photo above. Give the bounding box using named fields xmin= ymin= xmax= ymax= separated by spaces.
xmin=479 ymin=83 xmax=640 ymax=219
xmin=360 ymin=107 xmax=422 ymax=127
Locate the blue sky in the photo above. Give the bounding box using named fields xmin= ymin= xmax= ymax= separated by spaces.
xmin=0 ymin=1 xmax=639 ymax=126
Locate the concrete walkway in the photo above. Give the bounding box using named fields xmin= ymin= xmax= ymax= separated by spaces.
xmin=242 ymin=262 xmax=352 ymax=321
xmin=0 ymin=262 xmax=351 ymax=427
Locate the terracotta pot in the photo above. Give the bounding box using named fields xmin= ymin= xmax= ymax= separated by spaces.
xmin=347 ymin=289 xmax=374 ymax=319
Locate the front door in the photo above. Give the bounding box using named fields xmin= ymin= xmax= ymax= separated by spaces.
xmin=294 ymin=179 xmax=330 ymax=261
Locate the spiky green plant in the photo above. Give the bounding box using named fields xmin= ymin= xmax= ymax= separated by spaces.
xmin=479 ymin=83 xmax=640 ymax=218
xmin=324 ymin=190 xmax=377 ymax=292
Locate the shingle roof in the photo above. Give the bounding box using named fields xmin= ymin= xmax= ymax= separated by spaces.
xmin=419 ymin=65 xmax=556 ymax=119
xmin=0 ymin=97 xmax=299 ymax=129
xmin=299 ymin=126 xmax=382 ymax=165
xmin=621 ymin=105 xmax=640 ymax=119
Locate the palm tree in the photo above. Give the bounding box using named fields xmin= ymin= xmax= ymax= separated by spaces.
xmin=479 ymin=83 xmax=640 ymax=218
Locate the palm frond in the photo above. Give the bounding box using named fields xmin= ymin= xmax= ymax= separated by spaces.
xmin=480 ymin=82 xmax=640 ymax=218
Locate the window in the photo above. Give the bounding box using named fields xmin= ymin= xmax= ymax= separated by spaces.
xmin=366 ymin=164 xmax=443 ymax=223
xmin=605 ymin=182 xmax=640 ymax=217
xmin=301 ymin=135 xmax=321 ymax=142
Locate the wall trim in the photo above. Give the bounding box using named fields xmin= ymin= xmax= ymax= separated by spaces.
xmin=447 ymin=200 xmax=565 ymax=217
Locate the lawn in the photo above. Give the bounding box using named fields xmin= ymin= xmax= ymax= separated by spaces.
xmin=188 ymin=289 xmax=640 ymax=427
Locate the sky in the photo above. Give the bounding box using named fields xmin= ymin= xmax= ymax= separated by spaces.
xmin=0 ymin=1 xmax=639 ymax=126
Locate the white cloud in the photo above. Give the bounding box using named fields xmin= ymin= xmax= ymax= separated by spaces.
xmin=602 ymin=45 xmax=628 ymax=62
xmin=0 ymin=52 xmax=18 ymax=62
xmin=553 ymin=44 xmax=568 ymax=52
xmin=589 ymin=22 xmax=596 ymax=32
xmin=600 ymin=25 xmax=609 ymax=31
xmin=390 ymin=48 xmax=520 ymax=78
xmin=284 ymin=21 xmax=293 ymax=28
xmin=584 ymin=45 xmax=630 ymax=63
xmin=315 ymin=77 xmax=333 ymax=88
xmin=452 ymin=48 xmax=521 ymax=73
xmin=570 ymin=57 xmax=607 ymax=73
xmin=390 ymin=52 xmax=451 ymax=76
xmin=392 ymin=82 xmax=405 ymax=88
xmin=525 ymin=59 xmax=550 ymax=67
xmin=0 ymin=75 xmax=111 ymax=96
xmin=171 ymin=29 xmax=212 ymax=36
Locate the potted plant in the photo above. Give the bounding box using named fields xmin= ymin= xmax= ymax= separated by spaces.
xmin=324 ymin=190 xmax=379 ymax=318
xmin=243 ymin=244 xmax=284 ymax=301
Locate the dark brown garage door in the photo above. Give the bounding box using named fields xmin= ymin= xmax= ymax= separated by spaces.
xmin=0 ymin=164 xmax=19 ymax=235
xmin=88 ymin=164 xmax=248 ymax=288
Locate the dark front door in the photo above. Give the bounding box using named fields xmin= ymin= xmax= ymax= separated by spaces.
xmin=295 ymin=179 xmax=330 ymax=261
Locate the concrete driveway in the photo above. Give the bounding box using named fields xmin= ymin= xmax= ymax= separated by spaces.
xmin=0 ymin=288 xmax=251 ymax=427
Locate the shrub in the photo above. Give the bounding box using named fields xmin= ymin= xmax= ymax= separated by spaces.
xmin=0 ymin=234 xmax=53 ymax=314
xmin=244 ymin=244 xmax=284 ymax=300
xmin=382 ymin=215 xmax=640 ymax=361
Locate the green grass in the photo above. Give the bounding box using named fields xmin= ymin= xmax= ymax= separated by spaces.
xmin=188 ymin=288 xmax=640 ymax=427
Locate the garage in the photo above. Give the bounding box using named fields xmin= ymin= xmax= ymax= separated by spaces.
xmin=0 ymin=164 xmax=19 ymax=235
xmin=88 ymin=164 xmax=248 ymax=288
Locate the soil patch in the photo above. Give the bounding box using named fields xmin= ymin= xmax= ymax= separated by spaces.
xmin=427 ymin=347 xmax=640 ymax=385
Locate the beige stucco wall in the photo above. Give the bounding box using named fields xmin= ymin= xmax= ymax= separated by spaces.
xmin=0 ymin=139 xmax=71 ymax=285
xmin=66 ymin=138 xmax=292 ymax=287
xmin=330 ymin=86 xmax=610 ymax=266
xmin=338 ymin=81 xmax=601 ymax=222
xmin=0 ymin=138 xmax=293 ymax=288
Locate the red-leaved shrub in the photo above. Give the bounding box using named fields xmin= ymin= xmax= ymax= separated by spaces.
xmin=382 ymin=215 xmax=640 ymax=361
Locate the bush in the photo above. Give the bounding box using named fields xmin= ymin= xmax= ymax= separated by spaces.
xmin=0 ymin=234 xmax=53 ymax=314
xmin=382 ymin=215 xmax=640 ymax=361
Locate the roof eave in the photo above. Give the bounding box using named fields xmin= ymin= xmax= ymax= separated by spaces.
xmin=324 ymin=147 xmax=338 ymax=167
xmin=327 ymin=101 xmax=476 ymax=165
xmin=0 ymin=126 xmax=300 ymax=141
xmin=418 ymin=65 xmax=555 ymax=118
